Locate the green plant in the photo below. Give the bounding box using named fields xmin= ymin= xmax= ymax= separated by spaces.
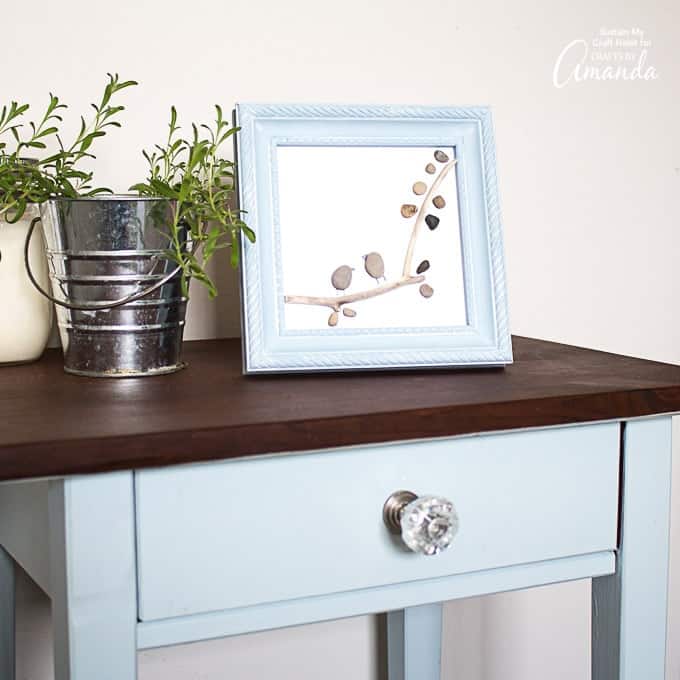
xmin=0 ymin=73 xmax=137 ymax=222
xmin=130 ymin=105 xmax=255 ymax=298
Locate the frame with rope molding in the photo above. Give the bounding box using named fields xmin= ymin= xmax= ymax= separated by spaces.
xmin=235 ymin=103 xmax=511 ymax=373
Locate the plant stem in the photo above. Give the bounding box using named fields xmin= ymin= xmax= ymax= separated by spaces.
xmin=401 ymin=158 xmax=457 ymax=277
xmin=284 ymin=274 xmax=425 ymax=312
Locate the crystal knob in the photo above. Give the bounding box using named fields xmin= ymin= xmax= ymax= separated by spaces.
xmin=383 ymin=490 xmax=459 ymax=556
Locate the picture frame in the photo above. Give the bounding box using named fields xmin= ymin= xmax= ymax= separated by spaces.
xmin=234 ymin=103 xmax=512 ymax=374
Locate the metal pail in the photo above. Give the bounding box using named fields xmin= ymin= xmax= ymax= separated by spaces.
xmin=26 ymin=196 xmax=189 ymax=377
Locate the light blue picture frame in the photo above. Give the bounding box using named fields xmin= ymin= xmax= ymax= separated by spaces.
xmin=234 ymin=103 xmax=512 ymax=374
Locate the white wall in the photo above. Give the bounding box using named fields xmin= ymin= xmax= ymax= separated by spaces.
xmin=4 ymin=0 xmax=679 ymax=677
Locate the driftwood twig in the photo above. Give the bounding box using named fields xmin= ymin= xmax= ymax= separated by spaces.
xmin=284 ymin=275 xmax=425 ymax=312
xmin=402 ymin=158 xmax=457 ymax=277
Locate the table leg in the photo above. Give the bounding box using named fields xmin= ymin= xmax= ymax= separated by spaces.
xmin=0 ymin=545 xmax=15 ymax=680
xmin=49 ymin=472 xmax=138 ymax=680
xmin=387 ymin=603 xmax=442 ymax=680
xmin=592 ymin=417 xmax=672 ymax=680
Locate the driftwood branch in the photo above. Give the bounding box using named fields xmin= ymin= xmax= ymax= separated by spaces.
xmin=402 ymin=158 xmax=457 ymax=277
xmin=284 ymin=275 xmax=425 ymax=311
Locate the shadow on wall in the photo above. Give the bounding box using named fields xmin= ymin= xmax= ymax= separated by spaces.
xmin=184 ymin=253 xmax=243 ymax=340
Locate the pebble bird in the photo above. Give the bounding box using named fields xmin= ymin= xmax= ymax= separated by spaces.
xmin=363 ymin=252 xmax=385 ymax=284
xmin=331 ymin=265 xmax=353 ymax=292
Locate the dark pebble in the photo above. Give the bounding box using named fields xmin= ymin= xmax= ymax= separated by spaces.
xmin=416 ymin=260 xmax=430 ymax=274
xmin=425 ymin=214 xmax=440 ymax=230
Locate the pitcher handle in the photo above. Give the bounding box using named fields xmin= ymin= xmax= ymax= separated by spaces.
xmin=24 ymin=216 xmax=186 ymax=312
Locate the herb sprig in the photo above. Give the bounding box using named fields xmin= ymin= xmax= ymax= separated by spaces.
xmin=131 ymin=105 xmax=255 ymax=297
xmin=0 ymin=73 xmax=137 ymax=222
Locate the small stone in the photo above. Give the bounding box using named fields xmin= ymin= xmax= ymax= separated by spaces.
xmin=331 ymin=265 xmax=353 ymax=291
xmin=328 ymin=311 xmax=339 ymax=327
xmin=425 ymin=163 xmax=436 ymax=174
xmin=425 ymin=214 xmax=440 ymax=230
xmin=364 ymin=252 xmax=385 ymax=281
xmin=419 ymin=284 xmax=434 ymax=298
xmin=416 ymin=260 xmax=430 ymax=274
xmin=401 ymin=204 xmax=417 ymax=218
xmin=412 ymin=181 xmax=427 ymax=195
xmin=432 ymin=195 xmax=446 ymax=209
xmin=434 ymin=150 xmax=450 ymax=163
xmin=343 ymin=307 xmax=357 ymax=317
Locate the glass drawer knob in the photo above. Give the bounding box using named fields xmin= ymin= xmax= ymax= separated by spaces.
xmin=383 ymin=490 xmax=459 ymax=556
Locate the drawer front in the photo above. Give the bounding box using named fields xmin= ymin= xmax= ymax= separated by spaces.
xmin=136 ymin=423 xmax=619 ymax=621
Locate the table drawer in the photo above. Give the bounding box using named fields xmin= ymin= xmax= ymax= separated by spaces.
xmin=135 ymin=423 xmax=619 ymax=621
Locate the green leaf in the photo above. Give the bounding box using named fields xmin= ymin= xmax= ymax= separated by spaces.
xmin=35 ymin=126 xmax=59 ymax=139
xmin=85 ymin=186 xmax=114 ymax=196
xmin=4 ymin=198 xmax=27 ymax=223
xmin=241 ymin=225 xmax=256 ymax=243
xmin=217 ymin=127 xmax=238 ymax=144
xmin=230 ymin=235 xmax=240 ymax=268
xmin=11 ymin=103 xmax=29 ymax=118
xmin=149 ymin=178 xmax=179 ymax=199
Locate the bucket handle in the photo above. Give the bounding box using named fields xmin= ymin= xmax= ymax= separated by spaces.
xmin=24 ymin=215 xmax=185 ymax=312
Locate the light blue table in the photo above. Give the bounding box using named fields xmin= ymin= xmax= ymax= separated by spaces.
xmin=0 ymin=337 xmax=677 ymax=679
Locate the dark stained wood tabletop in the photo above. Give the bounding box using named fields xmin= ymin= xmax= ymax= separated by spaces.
xmin=1 ymin=336 xmax=679 ymax=481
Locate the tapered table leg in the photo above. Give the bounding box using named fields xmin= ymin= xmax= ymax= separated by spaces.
xmin=49 ymin=472 xmax=138 ymax=680
xmin=592 ymin=418 xmax=672 ymax=679
xmin=387 ymin=603 xmax=442 ymax=680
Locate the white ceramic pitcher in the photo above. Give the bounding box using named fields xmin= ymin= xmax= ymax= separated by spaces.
xmin=0 ymin=204 xmax=52 ymax=364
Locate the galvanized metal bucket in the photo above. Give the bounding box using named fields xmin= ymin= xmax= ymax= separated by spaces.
xmin=25 ymin=196 xmax=189 ymax=377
